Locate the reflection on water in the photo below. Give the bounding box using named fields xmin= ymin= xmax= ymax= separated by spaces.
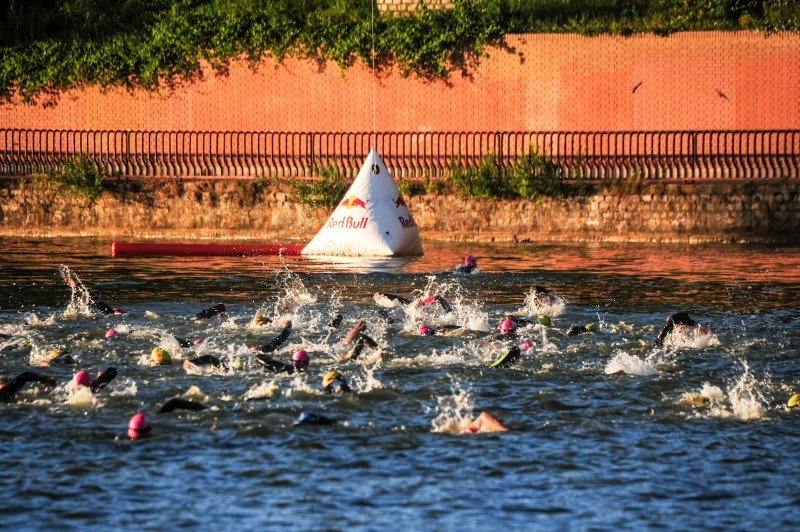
xmin=1 ymin=237 xmax=799 ymax=529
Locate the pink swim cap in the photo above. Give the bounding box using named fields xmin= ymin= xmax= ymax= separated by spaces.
xmin=73 ymin=370 xmax=92 ymax=388
xmin=520 ymin=340 xmax=534 ymax=351
xmin=465 ymin=255 xmax=477 ymax=267
xmin=105 ymin=329 xmax=118 ymax=339
xmin=499 ymin=318 xmax=517 ymax=335
xmin=291 ymin=350 xmax=310 ymax=370
xmin=419 ymin=323 xmax=434 ymax=336
xmin=193 ymin=339 xmax=203 ymax=345
xmin=112 ymin=308 xmax=126 ymax=315
xmin=128 ymin=412 xmax=152 ymax=440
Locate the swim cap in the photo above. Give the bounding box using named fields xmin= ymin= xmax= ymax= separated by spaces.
xmin=419 ymin=323 xmax=434 ymax=336
xmin=112 ymin=308 xmax=126 ymax=315
xmin=499 ymin=318 xmax=517 ymax=335
xmin=151 ymin=347 xmax=172 ymax=366
xmin=193 ymin=339 xmax=203 ymax=345
xmin=465 ymin=255 xmax=477 ymax=267
xmin=73 ymin=370 xmax=92 ymax=388
xmin=323 ymin=371 xmax=342 ymax=389
xmin=520 ymin=340 xmax=534 ymax=351
xmin=252 ymin=316 xmax=269 ymax=326
xmin=105 ymin=329 xmax=118 ymax=338
xmin=127 ymin=412 xmax=152 ymax=440
xmin=537 ymin=314 xmax=551 ymax=326
xmin=787 ymin=394 xmax=800 ymax=408
xmin=585 ymin=323 xmax=597 ymax=332
xmin=291 ymin=350 xmax=310 ymax=370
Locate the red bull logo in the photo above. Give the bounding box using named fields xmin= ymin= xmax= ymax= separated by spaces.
xmin=340 ymin=196 xmax=367 ymax=209
xmin=394 ymin=196 xmax=407 ymax=209
xmin=326 ymin=216 xmax=369 ymax=230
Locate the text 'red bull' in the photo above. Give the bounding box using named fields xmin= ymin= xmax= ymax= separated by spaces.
xmin=399 ymin=216 xmax=416 ymax=229
xmin=326 ymin=216 xmax=369 ymax=230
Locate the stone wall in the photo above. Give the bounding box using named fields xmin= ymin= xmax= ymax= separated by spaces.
xmin=1 ymin=178 xmax=797 ymax=244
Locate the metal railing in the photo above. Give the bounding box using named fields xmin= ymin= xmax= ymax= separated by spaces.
xmin=1 ymin=129 xmax=798 ymax=180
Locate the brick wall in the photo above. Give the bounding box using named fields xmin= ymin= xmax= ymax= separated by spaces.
xmin=0 ymin=32 xmax=797 ymax=132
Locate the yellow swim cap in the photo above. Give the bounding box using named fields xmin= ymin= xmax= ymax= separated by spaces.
xmin=537 ymin=314 xmax=551 ymax=326
xmin=585 ymin=323 xmax=597 ymax=332
xmin=323 ymin=371 xmax=342 ymax=389
xmin=787 ymin=393 xmax=800 ymax=408
xmin=151 ymin=347 xmax=172 ymax=365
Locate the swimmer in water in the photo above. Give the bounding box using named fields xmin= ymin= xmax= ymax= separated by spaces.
xmin=531 ymin=285 xmax=558 ymax=305
xmin=497 ymin=318 xmax=518 ymax=338
xmin=418 ymin=323 xmax=466 ymax=336
xmin=196 ymin=304 xmax=226 ymax=319
xmin=73 ymin=367 xmax=118 ymax=392
xmin=340 ymin=321 xmax=380 ymax=361
xmin=0 ymin=372 xmax=58 ymax=402
xmin=786 ymin=394 xmax=800 ymax=411
xmin=462 ymin=411 xmax=508 ymax=433
xmin=251 ymin=320 xmax=292 ymax=354
xmin=567 ymin=323 xmax=597 ymax=336
xmin=183 ymin=354 xmax=228 ymax=373
xmin=490 ymin=340 xmax=534 ymax=368
xmin=63 ymin=272 xmax=125 ymax=315
xmin=158 ymin=397 xmax=207 ymax=414
xmin=322 ymin=370 xmax=352 ymax=394
xmin=455 ymin=254 xmax=479 ymax=274
xmin=654 ymin=312 xmax=713 ymax=347
xmin=255 ymin=350 xmax=309 ymax=374
xmin=38 ymin=348 xmax=76 ymax=367
xmin=373 ymin=292 xmax=453 ymax=313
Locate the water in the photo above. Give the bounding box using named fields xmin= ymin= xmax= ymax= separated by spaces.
xmin=1 ymin=237 xmax=800 ymax=529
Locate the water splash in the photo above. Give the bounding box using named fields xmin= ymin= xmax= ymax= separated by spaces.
xmin=605 ymin=350 xmax=659 ymax=376
xmin=59 ymin=265 xmax=95 ymax=317
xmin=727 ymin=360 xmax=768 ymax=420
xmin=430 ymin=376 xmax=475 ymax=434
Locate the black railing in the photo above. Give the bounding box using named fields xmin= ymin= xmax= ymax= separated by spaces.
xmin=1 ymin=129 xmax=798 ymax=180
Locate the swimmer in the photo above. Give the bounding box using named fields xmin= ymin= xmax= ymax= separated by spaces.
xmin=151 ymin=347 xmax=172 ymax=365
xmin=505 ymin=314 xmax=552 ymax=327
xmin=38 ymin=348 xmax=75 ymax=367
xmin=455 ymin=254 xmax=479 ymax=274
xmin=654 ymin=312 xmax=713 ymax=347
xmin=63 ymin=273 xmax=125 ymax=315
xmin=418 ymin=323 xmax=465 ymax=336
xmin=255 ymin=350 xmax=309 ymax=374
xmin=128 ymin=412 xmax=152 ymax=440
xmin=329 ymin=314 xmax=344 ymax=328
xmin=497 ymin=318 xmax=518 ymax=337
xmin=0 ymin=371 xmax=58 ymax=402
xmin=175 ymin=336 xmax=203 ymax=348
xmin=490 ymin=340 xmax=534 ymax=368
xmin=462 ymin=411 xmax=508 ymax=434
xmin=73 ymin=367 xmax=118 ymax=393
xmin=158 ymin=397 xmax=207 ymax=414
xmin=251 ymin=320 xmax=292 ymax=354
xmin=196 ymin=303 xmax=226 ymax=319
xmin=567 ymin=323 xmax=597 ymax=336
xmin=374 ymin=292 xmax=453 ymax=312
xmin=322 ymin=370 xmax=352 ymax=394
xmin=183 ymin=355 xmax=228 ymax=373
xmin=340 ymin=321 xmax=379 ymax=361
xmin=531 ymin=285 xmax=558 ymax=305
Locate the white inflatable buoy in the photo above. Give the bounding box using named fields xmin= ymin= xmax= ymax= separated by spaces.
xmin=301 ymin=148 xmax=424 ymax=257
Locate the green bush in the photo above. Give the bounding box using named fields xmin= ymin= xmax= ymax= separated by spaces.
xmin=45 ymin=155 xmax=106 ymax=203
xmin=448 ymin=153 xmax=508 ymax=199
xmin=506 ymin=146 xmax=567 ymax=200
xmin=292 ymin=162 xmax=349 ymax=208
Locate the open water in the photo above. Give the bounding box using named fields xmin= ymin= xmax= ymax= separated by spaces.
xmin=1 ymin=237 xmax=799 ymax=530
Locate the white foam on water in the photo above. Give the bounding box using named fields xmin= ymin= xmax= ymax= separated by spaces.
xmin=519 ymin=287 xmax=567 ymax=317
xmin=244 ymin=380 xmax=279 ymax=401
xmin=605 ymin=350 xmax=659 ymax=376
xmin=727 ymin=360 xmax=768 ymax=420
xmin=663 ymin=326 xmax=720 ymax=348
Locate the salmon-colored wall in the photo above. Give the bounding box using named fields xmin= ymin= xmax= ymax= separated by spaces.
xmin=1 ymin=32 xmax=798 ymax=132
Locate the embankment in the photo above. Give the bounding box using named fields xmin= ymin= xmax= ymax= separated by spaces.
xmin=1 ymin=178 xmax=798 ymax=244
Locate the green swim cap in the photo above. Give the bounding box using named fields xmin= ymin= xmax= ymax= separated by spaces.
xmin=151 ymin=347 xmax=172 ymax=365
xmin=537 ymin=314 xmax=551 ymax=326
xmin=787 ymin=393 xmax=800 ymax=408
xmin=585 ymin=323 xmax=597 ymax=332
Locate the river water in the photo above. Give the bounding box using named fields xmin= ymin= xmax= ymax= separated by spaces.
xmin=1 ymin=237 xmax=799 ymax=529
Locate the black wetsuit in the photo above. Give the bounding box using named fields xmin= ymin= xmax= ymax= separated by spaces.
xmin=329 ymin=314 xmax=344 ymax=328
xmin=455 ymin=264 xmax=477 ymax=274
xmin=379 ymin=293 xmax=413 ymax=305
xmin=346 ymin=334 xmax=378 ymax=360
xmin=196 ymin=304 xmax=226 ymax=319
xmin=255 ymin=354 xmax=303 ymax=374
xmin=567 ymin=325 xmax=591 ymax=336
xmin=253 ymin=322 xmax=292 ymax=354
xmin=0 ymin=372 xmax=57 ymax=402
xmin=185 ymin=355 xmax=227 ymax=370
xmin=490 ymin=346 xmax=521 ymax=368
xmin=90 ymin=367 xmax=118 ymax=392
xmin=655 ymin=312 xmax=698 ymax=346
xmin=158 ymin=397 xmax=207 ymax=413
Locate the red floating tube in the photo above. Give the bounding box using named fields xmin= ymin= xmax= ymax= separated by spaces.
xmin=111 ymin=242 xmax=306 ymax=257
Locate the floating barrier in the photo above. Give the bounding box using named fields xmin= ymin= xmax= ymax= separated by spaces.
xmin=111 ymin=242 xmax=305 ymax=257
